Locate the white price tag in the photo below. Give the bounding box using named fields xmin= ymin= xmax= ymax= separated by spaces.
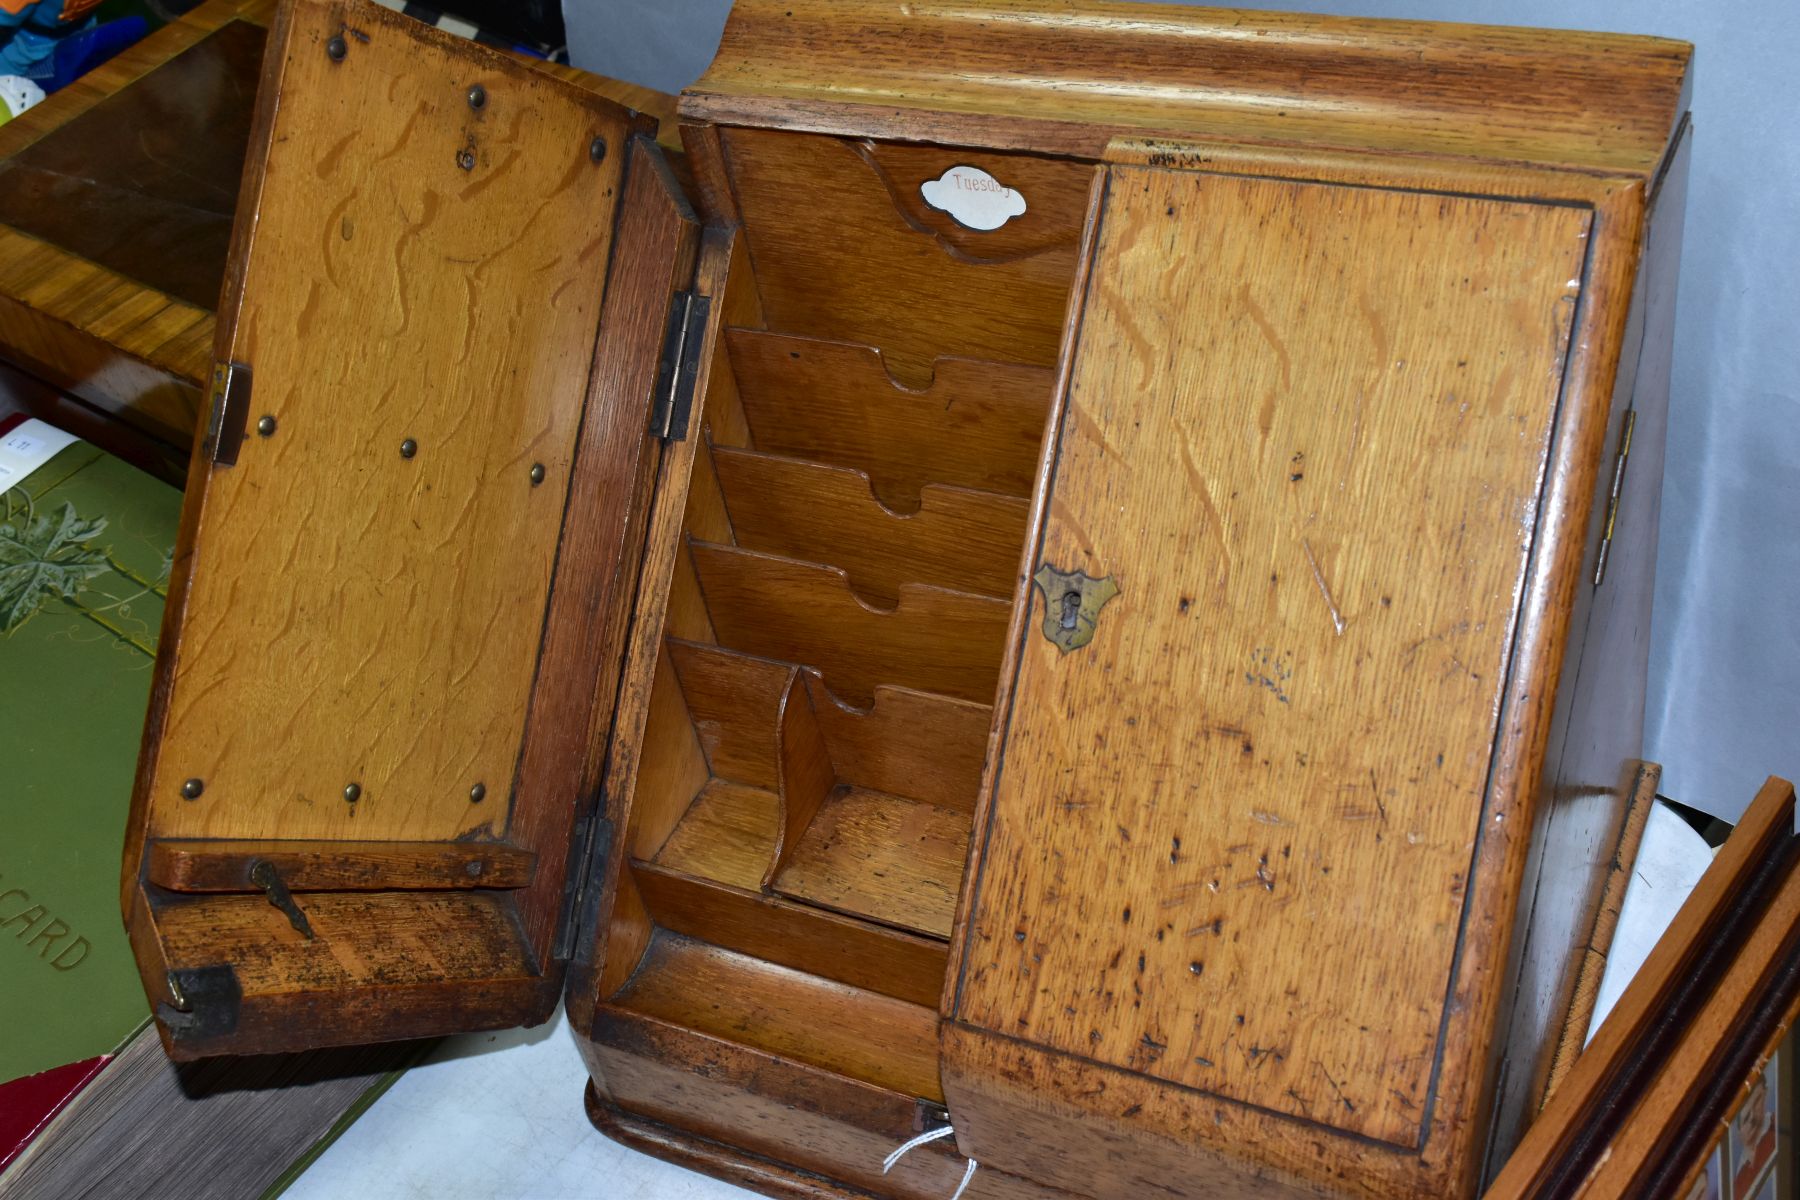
xmin=0 ymin=419 xmax=80 ymax=488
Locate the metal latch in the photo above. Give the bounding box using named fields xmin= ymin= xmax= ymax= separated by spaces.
xmin=1593 ymin=409 xmax=1636 ymax=586
xmin=203 ymin=360 xmax=254 ymax=467
xmin=249 ymin=859 xmax=314 ymax=940
xmin=649 ymin=289 xmax=711 ymax=442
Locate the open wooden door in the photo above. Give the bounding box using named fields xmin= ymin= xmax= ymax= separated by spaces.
xmin=120 ymin=0 xmax=704 ymax=1058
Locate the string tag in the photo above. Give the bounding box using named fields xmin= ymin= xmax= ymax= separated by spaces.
xmin=881 ymin=1123 xmax=979 ymax=1199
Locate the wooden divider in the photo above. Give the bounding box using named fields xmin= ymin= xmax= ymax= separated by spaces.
xmin=801 ymin=672 xmax=991 ymax=813
xmin=727 ymin=328 xmax=1051 ymax=510
xmin=689 ymin=541 xmax=1010 ymax=707
xmin=621 ymin=255 xmax=1065 ymax=968
xmin=630 ymin=861 xmax=948 ymax=1006
xmin=713 ymin=445 xmax=1028 ymax=604
xmin=767 ymin=673 xmax=836 ymax=888
xmin=667 ymin=637 xmax=790 ymax=789
xmin=635 ymin=635 xmax=998 ymax=944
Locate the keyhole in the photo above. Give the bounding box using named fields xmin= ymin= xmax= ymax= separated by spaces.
xmin=1060 ymin=590 xmax=1082 ymax=631
xmin=1032 ymin=564 xmax=1117 ymax=653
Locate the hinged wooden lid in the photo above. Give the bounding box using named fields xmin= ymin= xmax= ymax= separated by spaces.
xmin=120 ymin=0 xmax=702 ymax=1057
xmin=686 ymin=0 xmax=1690 ymax=175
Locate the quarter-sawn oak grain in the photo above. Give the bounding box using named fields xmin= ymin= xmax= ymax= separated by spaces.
xmin=106 ymin=0 xmax=1710 ymax=1196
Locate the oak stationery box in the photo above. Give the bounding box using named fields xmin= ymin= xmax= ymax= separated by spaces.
xmin=118 ymin=0 xmax=1698 ymax=1195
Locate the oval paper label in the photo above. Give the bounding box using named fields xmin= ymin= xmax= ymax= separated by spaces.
xmin=920 ymin=165 xmax=1027 ymax=232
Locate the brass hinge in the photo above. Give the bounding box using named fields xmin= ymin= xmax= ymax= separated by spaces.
xmin=203 ymin=360 xmax=254 ymax=467
xmin=1593 ymin=410 xmax=1636 ymax=587
xmin=648 ymin=289 xmax=711 ymax=442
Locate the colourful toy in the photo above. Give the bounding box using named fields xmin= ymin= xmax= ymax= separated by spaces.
xmin=0 ymin=0 xmax=101 ymax=79
xmin=2 ymin=0 xmax=144 ymax=91
xmin=0 ymin=72 xmax=44 ymax=124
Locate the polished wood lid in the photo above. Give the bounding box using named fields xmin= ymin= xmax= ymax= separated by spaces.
xmin=688 ymin=0 xmax=1690 ymax=174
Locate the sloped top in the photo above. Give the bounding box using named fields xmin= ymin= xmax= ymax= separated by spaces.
xmin=685 ymin=0 xmax=1690 ymax=176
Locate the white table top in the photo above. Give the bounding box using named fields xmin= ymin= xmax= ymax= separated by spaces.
xmin=284 ymin=1010 xmax=756 ymax=1200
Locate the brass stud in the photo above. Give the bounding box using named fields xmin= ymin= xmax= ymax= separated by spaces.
xmin=343 ymin=783 xmax=362 ymax=803
xmin=589 ymin=136 xmax=607 ymax=164
xmin=469 ymin=782 xmax=487 ymax=803
xmin=326 ymin=35 xmax=346 ymax=62
xmin=399 ymin=438 xmax=417 ymax=459
xmin=180 ymin=777 xmax=204 ymax=800
xmin=467 ymin=84 xmax=486 ymax=110
xmin=529 ymin=463 xmax=545 ymax=486
xmin=256 ymin=415 xmax=277 ymax=438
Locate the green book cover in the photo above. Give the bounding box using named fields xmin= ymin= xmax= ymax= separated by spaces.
xmin=0 ymin=419 xmax=180 ymax=1085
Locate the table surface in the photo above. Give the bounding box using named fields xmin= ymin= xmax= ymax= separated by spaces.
xmin=283 ymin=1008 xmax=760 ymax=1200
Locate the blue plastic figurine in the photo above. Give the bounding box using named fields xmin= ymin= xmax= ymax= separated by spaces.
xmin=1 ymin=0 xmax=99 ymax=79
xmin=1 ymin=0 xmax=144 ymax=89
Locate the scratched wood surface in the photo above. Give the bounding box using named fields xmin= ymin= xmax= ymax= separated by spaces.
xmin=147 ymin=838 xmax=536 ymax=891
xmin=154 ymin=889 xmax=536 ymax=994
xmin=141 ymin=883 xmax=558 ymax=1057
xmin=952 ymin=168 xmax=1591 ymax=1147
xmin=142 ymin=0 xmax=630 ymax=842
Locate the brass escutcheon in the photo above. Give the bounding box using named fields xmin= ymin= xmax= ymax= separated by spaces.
xmin=1032 ymin=564 xmax=1120 ymax=653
